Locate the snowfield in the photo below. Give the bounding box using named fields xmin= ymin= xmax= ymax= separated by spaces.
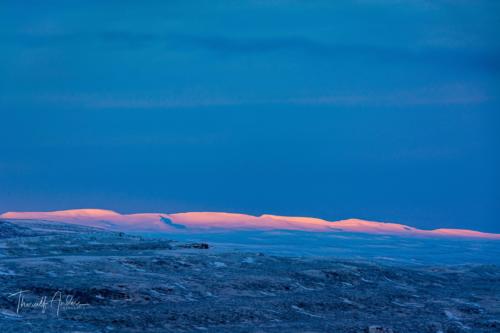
xmin=0 ymin=218 xmax=499 ymax=332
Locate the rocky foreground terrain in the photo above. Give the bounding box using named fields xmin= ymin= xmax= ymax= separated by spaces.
xmin=0 ymin=219 xmax=499 ymax=333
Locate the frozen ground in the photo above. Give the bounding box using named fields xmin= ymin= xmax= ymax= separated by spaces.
xmin=139 ymin=230 xmax=500 ymax=266
xmin=0 ymin=219 xmax=499 ymax=332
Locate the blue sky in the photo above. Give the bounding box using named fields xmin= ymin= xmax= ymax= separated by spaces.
xmin=0 ymin=1 xmax=499 ymax=232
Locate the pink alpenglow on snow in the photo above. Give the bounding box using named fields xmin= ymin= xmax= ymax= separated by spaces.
xmin=1 ymin=209 xmax=499 ymax=240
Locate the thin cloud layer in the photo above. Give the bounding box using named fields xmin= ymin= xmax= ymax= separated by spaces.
xmin=1 ymin=1 xmax=499 ymax=232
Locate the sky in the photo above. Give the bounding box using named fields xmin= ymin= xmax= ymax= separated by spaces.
xmin=0 ymin=1 xmax=499 ymax=232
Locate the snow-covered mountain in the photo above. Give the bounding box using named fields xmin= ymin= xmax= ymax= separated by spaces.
xmin=1 ymin=209 xmax=499 ymax=239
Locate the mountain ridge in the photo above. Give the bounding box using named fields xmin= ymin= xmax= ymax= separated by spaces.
xmin=1 ymin=209 xmax=499 ymax=240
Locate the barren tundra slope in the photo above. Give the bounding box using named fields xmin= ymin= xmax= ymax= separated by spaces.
xmin=0 ymin=220 xmax=499 ymax=333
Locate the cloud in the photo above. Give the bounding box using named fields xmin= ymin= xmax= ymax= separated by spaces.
xmin=182 ymin=35 xmax=499 ymax=72
xmin=6 ymin=29 xmax=499 ymax=74
xmin=5 ymin=81 xmax=488 ymax=110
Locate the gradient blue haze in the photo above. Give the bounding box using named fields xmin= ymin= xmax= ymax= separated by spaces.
xmin=0 ymin=1 xmax=499 ymax=232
